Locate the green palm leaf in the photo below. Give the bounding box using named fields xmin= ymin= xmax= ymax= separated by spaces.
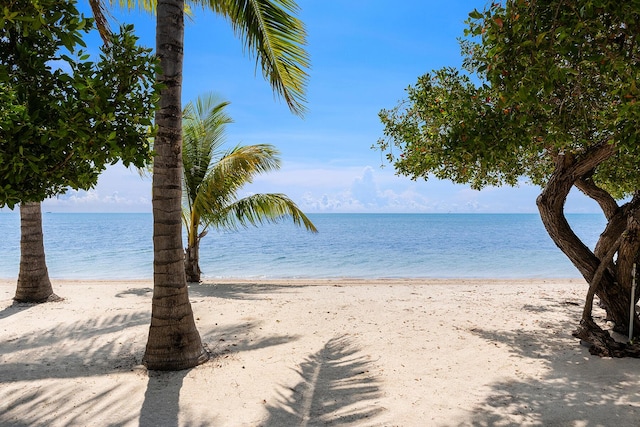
xmin=217 ymin=193 xmax=317 ymax=231
xmin=103 ymin=0 xmax=309 ymax=115
xmin=193 ymin=0 xmax=309 ymax=116
xmin=183 ymin=94 xmax=233 ymax=203
xmin=191 ymin=143 xmax=282 ymax=227
xmin=181 ymin=92 xmax=316 ymax=281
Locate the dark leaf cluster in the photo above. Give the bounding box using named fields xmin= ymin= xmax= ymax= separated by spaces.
xmin=378 ymin=0 xmax=640 ymax=198
xmin=0 ymin=0 xmax=159 ymax=208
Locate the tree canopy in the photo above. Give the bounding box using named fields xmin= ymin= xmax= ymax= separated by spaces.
xmin=378 ymin=0 xmax=640 ymax=356
xmin=0 ymin=0 xmax=158 ymax=208
xmin=379 ymin=1 xmax=639 ymax=195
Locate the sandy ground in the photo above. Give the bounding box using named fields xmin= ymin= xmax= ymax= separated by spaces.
xmin=0 ymin=277 xmax=639 ymax=427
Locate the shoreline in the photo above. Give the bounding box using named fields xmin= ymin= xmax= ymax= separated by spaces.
xmin=0 ymin=276 xmax=587 ymax=287
xmin=2 ymin=277 xmax=637 ymax=426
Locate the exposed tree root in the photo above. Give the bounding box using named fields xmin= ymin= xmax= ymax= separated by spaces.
xmin=573 ymin=318 xmax=640 ymax=358
xmin=13 ymin=293 xmax=63 ymax=304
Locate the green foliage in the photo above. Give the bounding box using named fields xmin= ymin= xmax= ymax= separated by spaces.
xmin=107 ymin=0 xmax=310 ymax=116
xmin=189 ymin=0 xmax=309 ymax=116
xmin=0 ymin=0 xmax=159 ymax=208
xmin=378 ymin=0 xmax=640 ymax=199
xmin=182 ymin=92 xmax=316 ymax=243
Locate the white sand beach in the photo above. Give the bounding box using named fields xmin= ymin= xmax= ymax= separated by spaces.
xmin=1 ymin=278 xmax=638 ymax=426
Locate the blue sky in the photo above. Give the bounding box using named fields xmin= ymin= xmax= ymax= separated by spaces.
xmin=40 ymin=0 xmax=600 ymax=213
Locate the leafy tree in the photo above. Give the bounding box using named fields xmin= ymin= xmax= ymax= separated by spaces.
xmin=98 ymin=0 xmax=309 ymax=370
xmin=378 ymin=0 xmax=640 ymax=356
xmin=0 ymin=0 xmax=158 ymax=302
xmin=0 ymin=0 xmax=157 ymax=207
xmin=182 ymin=93 xmax=317 ymax=283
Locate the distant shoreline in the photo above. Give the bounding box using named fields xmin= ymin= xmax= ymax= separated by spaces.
xmin=1 ymin=214 xmax=603 ymax=279
xmin=0 ymin=277 xmax=587 ymax=287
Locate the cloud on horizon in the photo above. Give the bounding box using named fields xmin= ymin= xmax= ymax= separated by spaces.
xmin=2 ymin=162 xmax=599 ymax=214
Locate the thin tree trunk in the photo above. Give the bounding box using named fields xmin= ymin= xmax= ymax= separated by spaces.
xmin=143 ymin=0 xmax=208 ymax=371
xmin=184 ymin=241 xmax=201 ymax=283
xmin=185 ymin=215 xmax=203 ymax=283
xmin=15 ymin=202 xmax=58 ymax=303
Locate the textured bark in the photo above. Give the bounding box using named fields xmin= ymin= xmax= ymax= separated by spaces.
xmin=184 ymin=241 xmax=201 ymax=283
xmin=575 ymin=176 xmax=619 ymax=220
xmin=538 ymin=144 xmax=640 ymax=356
xmin=536 ymin=145 xmax=614 ymax=281
xmin=573 ymin=318 xmax=640 ymax=358
xmin=143 ymin=0 xmax=208 ymax=371
xmin=14 ymin=202 xmax=58 ymax=303
xmin=184 ymin=209 xmax=203 ymax=283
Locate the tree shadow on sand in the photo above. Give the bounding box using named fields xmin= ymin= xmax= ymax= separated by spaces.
xmin=0 ymin=292 xmax=68 ymax=320
xmin=460 ymin=301 xmax=640 ymax=426
xmin=137 ymin=321 xmax=299 ymax=427
xmin=189 ymin=282 xmax=308 ymax=301
xmin=0 ymin=310 xmax=149 ymax=426
xmin=0 ymin=311 xmax=150 ymax=381
xmin=0 ymin=306 xmax=300 ymax=426
xmin=262 ymin=335 xmax=384 ymax=426
xmin=115 ymin=287 xmax=153 ymax=298
xmin=0 ymin=301 xmax=40 ymax=320
xmin=139 ymin=369 xmax=198 ymax=427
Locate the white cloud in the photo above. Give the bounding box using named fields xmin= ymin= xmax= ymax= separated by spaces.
xmin=8 ymin=159 xmax=601 ymax=214
xmin=242 ymin=163 xmax=602 ymax=214
xmin=41 ymin=164 xmax=152 ymax=213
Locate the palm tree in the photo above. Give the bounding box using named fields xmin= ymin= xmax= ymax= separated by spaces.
xmin=182 ymin=93 xmax=317 ymax=282
xmin=99 ymin=0 xmax=308 ymax=370
xmin=14 ymin=203 xmax=59 ymax=303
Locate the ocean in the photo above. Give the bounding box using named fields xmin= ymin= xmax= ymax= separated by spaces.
xmin=0 ymin=213 xmax=606 ymax=280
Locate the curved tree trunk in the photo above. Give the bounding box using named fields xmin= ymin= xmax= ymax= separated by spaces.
xmin=15 ymin=202 xmax=58 ymax=303
xmin=537 ymin=145 xmax=640 ymax=356
xmin=143 ymin=0 xmax=208 ymax=371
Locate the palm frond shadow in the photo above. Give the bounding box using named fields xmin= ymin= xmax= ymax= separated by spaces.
xmin=0 ymin=311 xmax=149 ymax=426
xmin=461 ymin=302 xmax=640 ymax=426
xmin=263 ymin=335 xmax=384 ymax=426
xmin=190 ymin=282 xmax=308 ymax=300
xmin=1 ymin=382 xmax=140 ymax=427
xmin=0 ymin=311 xmax=149 ymax=383
xmin=201 ymin=319 xmax=300 ymax=357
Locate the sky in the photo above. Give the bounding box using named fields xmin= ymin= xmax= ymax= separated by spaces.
xmin=39 ymin=0 xmax=601 ymax=213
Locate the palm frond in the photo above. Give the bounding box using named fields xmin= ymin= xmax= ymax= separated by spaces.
xmin=191 ymin=0 xmax=309 ymax=116
xmin=190 ymin=144 xmax=282 ymax=225
xmin=181 ymin=205 xmax=192 ymax=233
xmin=89 ymin=0 xmax=113 ymax=44
xmin=182 ymin=93 xmax=233 ymax=205
xmin=208 ymin=193 xmax=317 ymax=232
xmin=109 ymin=0 xmax=157 ymax=14
xmin=180 ymin=92 xmax=316 ymax=258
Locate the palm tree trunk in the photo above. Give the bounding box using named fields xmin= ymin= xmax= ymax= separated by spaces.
xmin=143 ymin=0 xmax=208 ymax=371
xmin=184 ymin=241 xmax=202 ymax=283
xmin=15 ymin=202 xmax=57 ymax=303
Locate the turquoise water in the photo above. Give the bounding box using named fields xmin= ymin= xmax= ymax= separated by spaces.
xmin=0 ymin=213 xmax=606 ymax=280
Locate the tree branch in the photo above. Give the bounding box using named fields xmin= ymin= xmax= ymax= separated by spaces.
xmin=575 ymin=174 xmax=619 ymax=220
xmin=537 ymin=140 xmax=617 ymax=281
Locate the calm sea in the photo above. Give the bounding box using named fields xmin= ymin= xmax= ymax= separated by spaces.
xmin=0 ymin=213 xmax=606 ymax=280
